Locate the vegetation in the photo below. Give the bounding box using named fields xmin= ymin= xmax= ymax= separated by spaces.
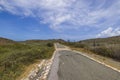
xmin=63 ymin=36 xmax=120 ymax=61
xmin=1 ymin=36 xmax=120 ymax=79
xmin=0 ymin=37 xmax=16 ymax=45
xmin=0 ymin=38 xmax=55 ymax=80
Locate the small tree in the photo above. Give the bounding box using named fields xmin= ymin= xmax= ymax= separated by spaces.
xmin=46 ymin=43 xmax=53 ymax=47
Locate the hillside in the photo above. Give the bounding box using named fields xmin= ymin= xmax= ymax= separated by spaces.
xmin=64 ymin=36 xmax=120 ymax=61
xmin=0 ymin=37 xmax=55 ymax=80
xmin=80 ymin=36 xmax=120 ymax=45
xmin=0 ymin=37 xmax=16 ymax=45
xmin=23 ymin=39 xmax=65 ymax=45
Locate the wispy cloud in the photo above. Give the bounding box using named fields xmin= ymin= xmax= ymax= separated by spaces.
xmin=97 ymin=27 xmax=120 ymax=37
xmin=0 ymin=0 xmax=120 ymax=38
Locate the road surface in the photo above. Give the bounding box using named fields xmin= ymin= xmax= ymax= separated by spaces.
xmin=48 ymin=43 xmax=120 ymax=80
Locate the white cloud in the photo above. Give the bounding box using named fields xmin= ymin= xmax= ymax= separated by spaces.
xmin=0 ymin=0 xmax=120 ymax=31
xmin=97 ymin=27 xmax=120 ymax=37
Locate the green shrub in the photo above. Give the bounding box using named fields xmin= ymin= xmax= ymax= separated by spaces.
xmin=90 ymin=46 xmax=120 ymax=61
xmin=0 ymin=42 xmax=54 ymax=80
xmin=46 ymin=43 xmax=53 ymax=47
xmin=91 ymin=47 xmax=112 ymax=57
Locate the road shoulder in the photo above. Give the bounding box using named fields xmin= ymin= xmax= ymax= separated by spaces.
xmin=71 ymin=48 xmax=120 ymax=73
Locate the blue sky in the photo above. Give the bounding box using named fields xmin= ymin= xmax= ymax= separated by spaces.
xmin=0 ymin=0 xmax=120 ymax=41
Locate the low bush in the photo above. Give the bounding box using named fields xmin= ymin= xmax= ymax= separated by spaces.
xmin=64 ymin=41 xmax=120 ymax=61
xmin=90 ymin=47 xmax=113 ymax=57
xmin=89 ymin=46 xmax=120 ymax=61
xmin=46 ymin=42 xmax=53 ymax=47
xmin=0 ymin=42 xmax=54 ymax=80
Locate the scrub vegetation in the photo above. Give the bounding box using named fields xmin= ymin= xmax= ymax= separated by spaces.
xmin=63 ymin=36 xmax=120 ymax=61
xmin=0 ymin=38 xmax=55 ymax=80
xmin=1 ymin=36 xmax=120 ymax=80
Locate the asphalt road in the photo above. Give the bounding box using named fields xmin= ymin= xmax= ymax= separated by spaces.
xmin=55 ymin=43 xmax=66 ymax=48
xmin=48 ymin=43 xmax=120 ymax=80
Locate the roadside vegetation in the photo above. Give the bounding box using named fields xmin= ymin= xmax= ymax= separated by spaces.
xmin=1 ymin=36 xmax=119 ymax=79
xmin=63 ymin=36 xmax=120 ymax=61
xmin=0 ymin=38 xmax=55 ymax=80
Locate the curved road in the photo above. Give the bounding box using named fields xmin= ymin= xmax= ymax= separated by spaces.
xmin=48 ymin=43 xmax=120 ymax=80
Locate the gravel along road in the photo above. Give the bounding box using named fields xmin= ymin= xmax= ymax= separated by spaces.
xmin=48 ymin=43 xmax=120 ymax=80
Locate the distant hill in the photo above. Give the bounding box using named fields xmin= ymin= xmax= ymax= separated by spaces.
xmin=0 ymin=37 xmax=16 ymax=45
xmin=0 ymin=37 xmax=65 ymax=45
xmin=79 ymin=36 xmax=120 ymax=46
xmin=64 ymin=35 xmax=120 ymax=61
xmin=24 ymin=39 xmax=65 ymax=44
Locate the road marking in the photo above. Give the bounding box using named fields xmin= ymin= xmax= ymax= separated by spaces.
xmin=72 ymin=50 xmax=120 ymax=73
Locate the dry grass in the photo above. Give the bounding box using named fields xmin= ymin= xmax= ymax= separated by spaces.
xmin=0 ymin=42 xmax=54 ymax=80
xmin=17 ymin=60 xmax=41 ymax=80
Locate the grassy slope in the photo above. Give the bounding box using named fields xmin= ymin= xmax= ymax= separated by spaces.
xmin=1 ymin=36 xmax=119 ymax=79
xmin=0 ymin=38 xmax=55 ymax=80
xmin=63 ymin=36 xmax=120 ymax=61
xmin=79 ymin=36 xmax=120 ymax=46
xmin=0 ymin=37 xmax=16 ymax=45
